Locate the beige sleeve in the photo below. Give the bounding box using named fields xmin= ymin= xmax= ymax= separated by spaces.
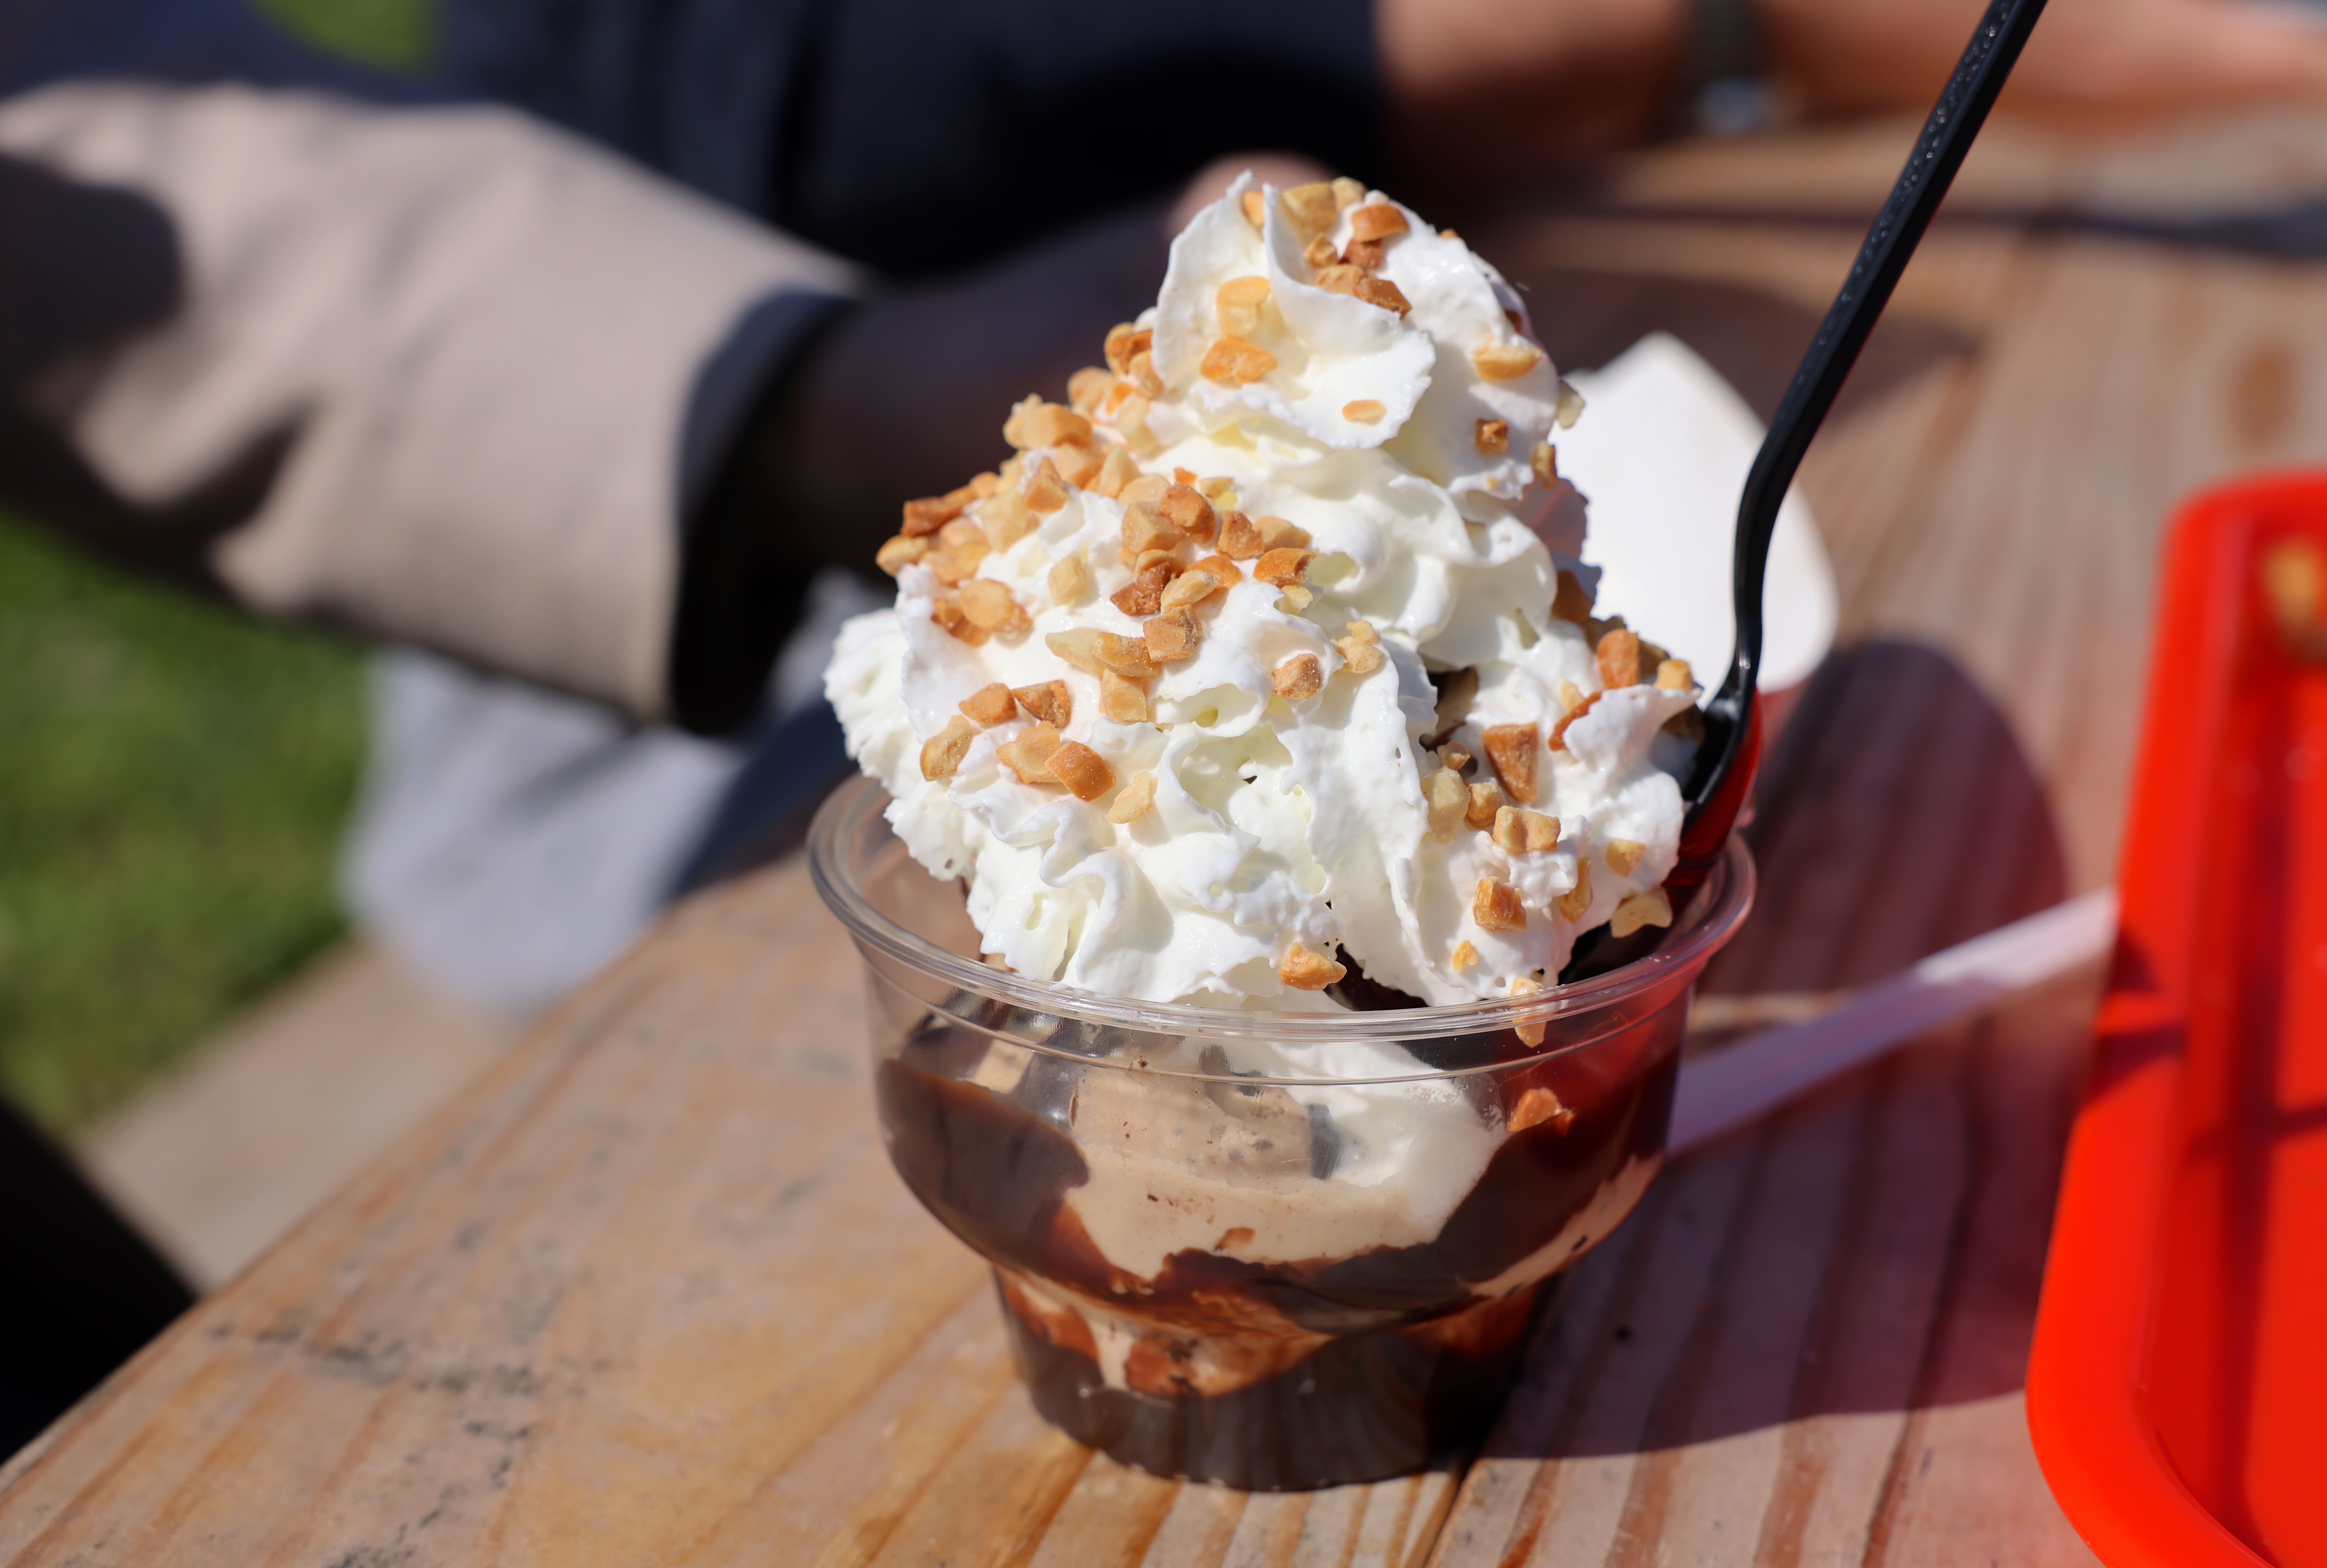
xmin=0 ymin=80 xmax=861 ymax=717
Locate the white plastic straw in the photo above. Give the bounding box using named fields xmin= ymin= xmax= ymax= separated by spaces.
xmin=1668 ymin=888 xmax=2119 ymax=1154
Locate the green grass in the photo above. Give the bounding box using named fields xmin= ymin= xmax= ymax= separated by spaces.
xmin=0 ymin=0 xmax=426 ymax=1133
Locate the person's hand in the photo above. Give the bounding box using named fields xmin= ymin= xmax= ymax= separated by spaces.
xmin=1763 ymin=0 xmax=2327 ymax=129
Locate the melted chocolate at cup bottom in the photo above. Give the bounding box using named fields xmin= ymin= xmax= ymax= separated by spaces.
xmin=872 ymin=1016 xmax=1679 ymax=1485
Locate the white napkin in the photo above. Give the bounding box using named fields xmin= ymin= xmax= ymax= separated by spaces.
xmin=1557 ymin=332 xmax=1839 ymax=695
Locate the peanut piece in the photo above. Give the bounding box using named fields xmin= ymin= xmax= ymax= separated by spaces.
xmin=981 ymin=488 xmax=1037 ymax=548
xmin=1003 ymin=398 xmax=1094 ymax=450
xmin=1509 ymin=1085 xmax=1574 ymax=1131
xmin=1216 ymin=275 xmax=1272 ymax=339
xmin=1474 ymin=342 xmax=1545 ymax=381
xmin=1066 ymin=366 xmax=1112 ymax=415
xmin=1604 ymin=838 xmax=1647 ymax=877
xmin=1466 ymin=779 xmax=1506 ymax=830
xmin=1100 ymin=668 xmax=1151 ymax=724
xmin=1349 ymin=202 xmax=1410 ymax=241
xmin=1331 ymin=175 xmax=1366 ymax=209
xmin=959 ymin=579 xmax=1030 ymax=636
xmin=1190 ymin=554 xmax=1242 ymax=589
xmin=1108 ymin=770 xmax=1158 ymax=824
xmin=1480 ymin=723 xmax=1540 ymax=806
xmin=1092 ymin=446 xmax=1140 ymax=499
xmin=1258 ymin=517 xmax=1311 ymax=550
xmin=1343 ymin=399 xmax=1386 ymax=424
xmin=1200 ymin=335 xmax=1276 ymax=385
xmin=1052 ymin=442 xmax=1104 ymax=488
xmin=1111 ymin=559 xmax=1173 ymax=617
xmin=1022 ymin=456 xmax=1069 ymax=514
xmin=1144 ymin=609 xmax=1202 ymax=663
xmin=1103 ymin=324 xmax=1152 ymax=375
xmin=1596 ymin=628 xmax=1641 ymax=689
xmin=1314 ymin=264 xmax=1365 ymax=295
xmin=1656 ymin=659 xmax=1693 ymax=691
xmin=1011 ymin=680 xmax=1072 ymax=727
xmin=901 ymin=492 xmax=968 ymax=536
xmin=1335 ymin=628 xmax=1384 ymax=674
xmin=1556 ymin=379 xmax=1586 ymax=428
xmin=1450 ymin=939 xmax=1479 ymax=972
xmin=1093 ymin=631 xmax=1160 ymax=677
xmin=1475 ymin=418 xmax=1509 ymax=454
xmin=1239 ymin=188 xmax=1265 ymax=227
xmin=959 ymin=684 xmax=1017 ymax=726
xmin=1424 ymin=768 xmax=1469 ymax=843
xmin=1279 ymin=941 xmax=1348 ymax=990
xmin=1343 ymin=236 xmax=1385 ymax=270
xmin=1217 ymin=512 xmax=1264 ymax=559
xmin=1493 ymin=806 xmax=1561 ymax=854
xmin=1119 ymin=501 xmax=1184 ymax=563
xmin=1353 ymin=278 xmax=1411 ymax=316
xmin=1610 ymin=888 xmax=1674 ymax=938
xmin=930 ymin=596 xmax=987 ymax=645
xmin=997 ymin=722 xmax=1062 ymax=784
xmin=1048 ymin=551 xmax=1091 ymax=605
xmin=1047 ymin=741 xmax=1115 ymax=801
xmin=1281 ymin=181 xmax=1338 ymax=236
xmin=1508 ymin=974 xmax=1548 ymax=1047
xmin=1532 ymin=443 xmax=1558 ymax=485
xmin=1304 ymin=235 xmax=1341 ymax=269
xmin=1474 ymin=877 xmax=1527 ymax=933
xmin=1158 ymin=483 xmax=1218 ymax=543
xmin=1554 ymin=862 xmax=1593 ymax=923
xmin=1255 ymin=547 xmax=1315 ymax=587
xmin=1160 ymin=568 xmax=1222 ymax=612
xmin=1550 ymin=691 xmax=1603 ymax=752
xmin=1271 ymin=653 xmax=1323 ymax=700
xmin=876 ymin=535 xmax=929 ymax=575
xmin=920 ymin=716 xmax=975 ymax=781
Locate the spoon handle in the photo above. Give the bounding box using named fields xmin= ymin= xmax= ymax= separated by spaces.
xmin=1687 ymin=0 xmax=2049 ymax=820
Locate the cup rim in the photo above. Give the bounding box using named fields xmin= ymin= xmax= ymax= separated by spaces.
xmin=808 ymin=775 xmax=1754 ymax=1045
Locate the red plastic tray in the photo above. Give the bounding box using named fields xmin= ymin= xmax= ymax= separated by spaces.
xmin=2031 ymin=473 xmax=2327 ymax=1567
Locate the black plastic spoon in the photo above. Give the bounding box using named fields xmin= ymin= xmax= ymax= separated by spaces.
xmin=1673 ymin=0 xmax=2050 ymax=878
xmin=1561 ymin=0 xmax=2048 ymax=982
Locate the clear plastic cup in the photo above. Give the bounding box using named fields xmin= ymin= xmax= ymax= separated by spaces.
xmin=808 ymin=777 xmax=1754 ymax=1490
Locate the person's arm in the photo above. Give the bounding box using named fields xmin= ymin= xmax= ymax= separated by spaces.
xmin=0 ymin=0 xmax=861 ymax=723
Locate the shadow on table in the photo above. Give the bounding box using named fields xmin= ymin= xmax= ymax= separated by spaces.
xmin=1482 ymin=640 xmax=2077 ymax=1463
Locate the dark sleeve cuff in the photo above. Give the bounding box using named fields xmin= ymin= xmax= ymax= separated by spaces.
xmin=668 ymin=290 xmax=859 ymax=735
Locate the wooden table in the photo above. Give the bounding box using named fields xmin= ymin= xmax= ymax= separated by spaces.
xmin=13 ymin=112 xmax=2327 ymax=1565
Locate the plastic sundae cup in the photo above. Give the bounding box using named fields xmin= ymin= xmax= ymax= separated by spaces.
xmin=809 ymin=777 xmax=1754 ymax=1489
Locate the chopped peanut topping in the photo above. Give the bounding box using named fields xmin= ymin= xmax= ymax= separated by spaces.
xmin=1332 ymin=175 xmax=1366 ymax=209
xmin=1424 ymin=768 xmax=1468 ymax=843
xmin=1303 ymin=235 xmax=1341 ymax=269
xmin=959 ymin=684 xmax=1017 ymax=727
xmin=1100 ymin=669 xmax=1151 ymax=724
xmin=1258 ymin=516 xmax=1311 ymax=550
xmin=1200 ymin=474 xmax=1237 ymax=501
xmin=1112 ymin=392 xmax=1156 ymax=451
xmin=1354 ymin=278 xmax=1411 ymax=316
xmin=930 ymin=595 xmax=987 ymax=644
xmin=1046 ymin=629 xmax=1105 ymax=675
xmin=1108 ymin=771 xmax=1158 ymax=824
xmin=1190 ymin=554 xmax=1242 ymax=589
xmin=1314 ymin=263 xmax=1365 ymax=295
xmin=1200 ymin=335 xmax=1276 ymax=385
xmin=1047 ymin=741 xmax=1115 ymax=801
xmin=1052 ymin=443 xmax=1104 ymax=488
xmin=1011 ymin=680 xmax=1072 ymax=727
xmin=1104 ymin=324 xmax=1152 ymax=375
xmin=1126 ymin=350 xmax=1163 ymax=397
xmin=1474 ymin=877 xmax=1527 ymax=933
xmin=1493 ymin=806 xmax=1561 ymax=854
xmin=1508 ymin=975 xmax=1548 ymax=1046
xmin=1022 ymin=456 xmax=1069 ymax=514
xmin=1466 ymin=780 xmax=1506 ymax=829
xmin=1611 ymin=888 xmax=1674 ymax=938
xmin=920 ymin=716 xmax=976 ymax=781
xmin=1336 ymin=623 xmax=1384 ymax=674
xmin=982 ymin=489 xmax=1036 ymax=548
xmin=968 ymin=472 xmax=1002 ymax=500
xmin=901 ymin=491 xmax=970 ymax=536
xmin=1239 ymin=189 xmax=1266 ymax=227
xmin=1111 ymin=559 xmax=1173 ymax=616
xmin=1091 ymin=447 xmax=1140 ymax=500
xmin=1343 ymin=399 xmax=1386 ymax=424
xmin=1118 ymin=474 xmax=1170 ymax=507
xmin=876 ymin=535 xmax=929 ymax=575
xmin=1554 ymin=862 xmax=1593 ymax=923
xmin=1281 ymin=181 xmax=1338 ymax=236
xmin=1066 ymin=366 xmax=1112 ymax=415
xmin=1343 ymin=237 xmax=1385 ymax=271
xmin=1656 ymin=659 xmax=1693 ymax=692
xmin=1475 ymin=418 xmax=1509 ymax=454
xmin=1279 ymin=941 xmax=1347 ymax=990
xmin=997 ymin=722 xmax=1062 ymax=784
xmin=1048 ymin=551 xmax=1091 ymax=605
xmin=1556 ymin=681 xmax=1585 ymax=713
xmin=1556 ymin=379 xmax=1586 ymax=428
xmin=1217 ymin=512 xmax=1264 ymax=559
xmin=1604 ymin=838 xmax=1647 ymax=877
xmin=1549 ymin=691 xmax=1602 ymax=752
xmin=1119 ymin=501 xmax=1184 ymax=564
xmin=1281 ymin=584 xmax=1314 ymax=612
xmin=1216 ymin=275 xmax=1272 ymax=339
xmin=939 ymin=517 xmax=989 ymax=555
xmin=1509 ymin=1085 xmax=1574 ymax=1132
xmin=1003 ymin=398 xmax=1094 ymax=450
xmin=1474 ymin=342 xmax=1545 ymax=381
xmin=1349 ymin=202 xmax=1410 ymax=242
xmin=1551 ymin=570 xmax=1593 ymax=627
xmin=1255 ymin=547 xmax=1315 ymax=587
xmin=1144 ymin=608 xmax=1202 ymax=663
xmin=1532 ymin=443 xmax=1558 ymax=485
xmin=1271 ymin=653 xmax=1324 ymax=700
xmin=1158 ymin=484 xmax=1218 ymax=543
xmin=1094 ymin=631 xmax=1160 ymax=677
xmin=959 ymin=579 xmax=1031 ymax=637
xmin=1160 ymin=568 xmax=1222 ymax=612
xmin=1480 ymin=724 xmax=1540 ymax=806
xmin=1450 ymin=939 xmax=1479 ymax=972
xmin=1597 ymin=628 xmax=1642 ymax=689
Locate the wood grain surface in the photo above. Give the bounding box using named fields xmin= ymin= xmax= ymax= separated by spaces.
xmin=13 ymin=112 xmax=2327 ymax=1565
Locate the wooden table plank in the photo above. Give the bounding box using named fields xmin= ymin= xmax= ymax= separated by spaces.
xmin=14 ymin=112 xmax=2327 ymax=1564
